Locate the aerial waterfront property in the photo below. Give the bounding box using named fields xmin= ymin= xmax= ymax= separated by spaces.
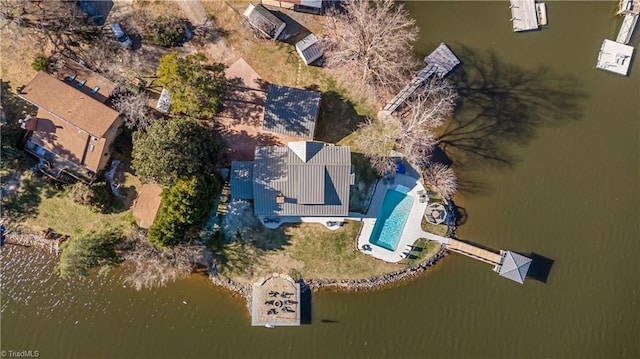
xmin=2 ymin=0 xmax=638 ymax=356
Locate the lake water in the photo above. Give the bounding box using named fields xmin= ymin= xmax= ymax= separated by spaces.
xmin=1 ymin=2 xmax=639 ymax=358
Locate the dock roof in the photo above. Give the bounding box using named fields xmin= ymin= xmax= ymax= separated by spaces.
xmin=496 ymin=251 xmax=532 ymax=284
xmin=263 ymin=84 xmax=321 ymax=140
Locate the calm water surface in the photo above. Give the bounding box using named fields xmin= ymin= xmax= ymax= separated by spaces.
xmin=2 ymin=2 xmax=638 ymax=358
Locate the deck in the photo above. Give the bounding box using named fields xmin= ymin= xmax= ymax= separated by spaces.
xmin=382 ymin=43 xmax=460 ymax=114
xmin=445 ymin=239 xmax=502 ymax=265
xmin=251 ymin=274 xmax=301 ymax=327
xmin=510 ymin=0 xmax=540 ymax=32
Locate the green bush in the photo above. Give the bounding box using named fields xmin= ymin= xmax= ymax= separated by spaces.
xmin=150 ymin=15 xmax=185 ymax=47
xmin=149 ymin=175 xmax=220 ymax=247
xmin=58 ymin=229 xmax=123 ymax=279
xmin=69 ymin=182 xmax=114 ymax=213
xmin=31 ymin=54 xmax=49 ymax=71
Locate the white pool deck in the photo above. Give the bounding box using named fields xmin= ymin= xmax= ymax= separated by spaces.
xmin=355 ymin=174 xmax=450 ymax=263
xmin=258 ymin=173 xmax=450 ymax=263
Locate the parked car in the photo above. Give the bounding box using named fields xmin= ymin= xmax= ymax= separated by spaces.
xmin=110 ymin=22 xmax=132 ymax=48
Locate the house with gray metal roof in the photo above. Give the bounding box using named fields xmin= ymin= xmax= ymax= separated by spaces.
xmin=263 ymin=85 xmax=321 ymax=140
xmin=243 ymin=3 xmax=286 ymax=40
xmin=295 ymin=34 xmax=323 ymax=65
xmin=230 ymin=141 xmax=354 ymax=218
xmin=494 ymin=251 xmax=532 ymax=284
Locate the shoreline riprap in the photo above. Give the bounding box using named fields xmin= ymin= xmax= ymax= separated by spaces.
xmin=209 ymin=245 xmax=449 ymax=310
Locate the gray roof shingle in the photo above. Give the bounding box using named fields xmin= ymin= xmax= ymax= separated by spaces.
xmin=252 ymin=142 xmax=352 ymax=216
xmin=263 ymin=85 xmax=321 ymax=140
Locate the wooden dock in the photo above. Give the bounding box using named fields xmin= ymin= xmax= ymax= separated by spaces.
xmin=616 ymin=13 xmax=638 ymax=44
xmin=445 ymin=238 xmax=502 ymax=265
xmin=510 ymin=0 xmax=541 ymax=32
xmin=382 ymin=43 xmax=460 ymax=114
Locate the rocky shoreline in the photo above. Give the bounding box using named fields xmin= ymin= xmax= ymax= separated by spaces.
xmin=209 ymin=245 xmax=449 ymax=309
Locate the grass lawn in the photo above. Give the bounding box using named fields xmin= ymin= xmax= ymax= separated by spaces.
xmin=402 ymin=238 xmax=442 ymax=267
xmin=17 ymin=175 xmax=135 ymax=236
xmin=215 ymin=221 xmax=403 ymax=283
xmin=422 ymin=217 xmax=449 ymax=237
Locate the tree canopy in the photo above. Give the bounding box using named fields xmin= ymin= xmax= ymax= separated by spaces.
xmin=358 ymin=79 xmax=458 ymax=175
xmin=148 ymin=175 xmax=219 ymax=247
xmin=132 ymin=117 xmax=221 ymax=186
xmin=58 ymin=229 xmax=123 ymax=279
xmin=156 ymin=52 xmax=226 ymax=117
xmin=320 ymin=0 xmax=419 ymax=102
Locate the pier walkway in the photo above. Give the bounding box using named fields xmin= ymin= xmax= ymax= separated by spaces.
xmin=446 ymin=239 xmax=502 ymax=265
xmin=381 ymin=43 xmax=460 ymax=115
xmin=616 ymin=13 xmax=639 ymax=44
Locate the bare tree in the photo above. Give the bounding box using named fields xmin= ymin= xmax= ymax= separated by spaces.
xmin=0 ymin=0 xmax=99 ymax=52
xmin=120 ymin=231 xmax=203 ymax=291
xmin=357 ymin=117 xmax=402 ymax=176
xmin=320 ymin=0 xmax=419 ymax=103
xmin=426 ymin=163 xmax=458 ymax=200
xmin=112 ymin=92 xmax=155 ymax=131
xmin=358 ymin=79 xmax=458 ymax=175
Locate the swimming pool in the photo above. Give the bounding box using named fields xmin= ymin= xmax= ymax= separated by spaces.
xmin=369 ymin=188 xmax=414 ymax=251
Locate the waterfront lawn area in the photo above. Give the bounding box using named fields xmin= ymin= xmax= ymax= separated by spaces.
xmin=213 ymin=221 xmax=402 ymax=283
xmin=402 ymin=239 xmax=442 ymax=267
xmin=20 ymin=176 xmax=135 ymax=236
xmin=421 ymin=217 xmax=449 ymax=237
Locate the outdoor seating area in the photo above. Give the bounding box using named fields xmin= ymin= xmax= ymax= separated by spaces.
xmin=251 ymin=273 xmax=301 ymax=326
xmin=425 ymin=203 xmax=447 ymax=225
xmin=417 ymin=190 xmax=429 ymax=203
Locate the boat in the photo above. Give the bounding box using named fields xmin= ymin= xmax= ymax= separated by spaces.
xmin=265 ymin=324 xmax=275 ymax=329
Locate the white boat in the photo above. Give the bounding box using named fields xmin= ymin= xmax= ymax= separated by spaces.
xmin=265 ymin=324 xmax=275 ymax=329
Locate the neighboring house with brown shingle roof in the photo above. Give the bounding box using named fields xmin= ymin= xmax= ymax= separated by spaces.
xmin=18 ymin=71 xmax=123 ymax=183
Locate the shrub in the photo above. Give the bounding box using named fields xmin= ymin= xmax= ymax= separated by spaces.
xmin=58 ymin=229 xmax=123 ymax=279
xmin=149 ymin=175 xmax=220 ymax=247
xmin=69 ymin=182 xmax=114 ymax=213
xmin=150 ymin=15 xmax=185 ymax=47
xmin=31 ymin=54 xmax=49 ymax=71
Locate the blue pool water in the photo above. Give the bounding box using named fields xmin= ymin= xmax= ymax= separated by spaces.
xmin=370 ymin=189 xmax=414 ymax=251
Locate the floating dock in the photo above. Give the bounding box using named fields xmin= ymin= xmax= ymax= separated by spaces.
xmin=510 ymin=0 xmax=547 ymax=32
xmin=596 ymin=0 xmax=638 ymax=75
xmin=596 ymin=39 xmax=634 ymax=75
xmin=444 ymin=239 xmax=532 ymax=284
xmin=381 ymin=43 xmax=460 ymax=115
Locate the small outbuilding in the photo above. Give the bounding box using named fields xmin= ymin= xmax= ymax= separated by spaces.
xmin=243 ymin=3 xmax=286 ymax=40
xmin=263 ymin=84 xmax=321 ymax=140
xmin=295 ymin=34 xmax=323 ymax=66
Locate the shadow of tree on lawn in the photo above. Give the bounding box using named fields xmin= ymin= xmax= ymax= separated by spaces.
xmin=439 ymin=46 xmax=587 ymax=177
